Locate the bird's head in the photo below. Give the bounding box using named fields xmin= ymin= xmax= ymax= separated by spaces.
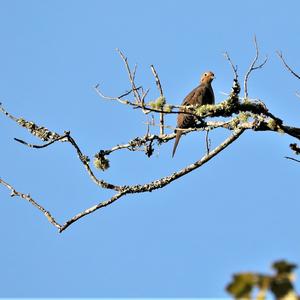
xmin=200 ymin=71 xmax=215 ymax=84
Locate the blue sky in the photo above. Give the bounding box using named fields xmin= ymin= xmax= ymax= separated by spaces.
xmin=1 ymin=0 xmax=300 ymax=297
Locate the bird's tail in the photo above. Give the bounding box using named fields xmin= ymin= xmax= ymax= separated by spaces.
xmin=172 ymin=130 xmax=182 ymax=157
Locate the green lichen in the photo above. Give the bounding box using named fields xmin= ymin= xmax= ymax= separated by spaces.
xmin=148 ymin=101 xmax=156 ymax=109
xmin=148 ymin=96 xmax=166 ymax=110
xmin=267 ymin=119 xmax=277 ymax=131
xmin=226 ymin=272 xmax=256 ymax=299
xmin=277 ymin=128 xmax=285 ymax=135
xmin=93 ymin=154 xmax=110 ymax=171
xmin=155 ymin=96 xmax=166 ymax=108
xmin=17 ymin=117 xmax=60 ymax=141
xmin=163 ymin=104 xmax=172 ymax=113
xmin=195 ymin=104 xmax=215 ymax=117
xmin=239 ymin=112 xmax=250 ymax=123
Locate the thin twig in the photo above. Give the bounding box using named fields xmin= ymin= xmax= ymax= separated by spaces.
xmin=13 ymin=128 xmax=121 ymax=191
xmin=116 ymin=48 xmax=142 ymax=104
xmin=150 ymin=65 xmax=164 ymax=96
xmin=244 ymin=36 xmax=268 ymax=99
xmin=65 ymin=133 xmax=121 ymax=191
xmin=277 ymin=51 xmax=300 ymax=80
xmin=95 ymin=84 xmax=171 ymax=115
xmin=59 ymin=191 xmax=126 ymax=232
xmin=150 ymin=64 xmax=165 ymax=135
xmin=94 ymin=84 xmax=133 ymax=105
xmin=285 ymin=156 xmax=300 ymax=163
xmin=224 ymin=52 xmax=238 ymax=80
xmin=205 ymin=129 xmax=211 ymax=155
xmin=0 ymin=178 xmax=62 ymax=230
xmin=14 ymin=134 xmax=68 ymax=148
xmin=0 ymin=103 xmax=19 ymax=121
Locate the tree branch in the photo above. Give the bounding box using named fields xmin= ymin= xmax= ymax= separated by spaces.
xmin=277 ymin=51 xmax=300 ymax=80
xmin=59 ymin=191 xmax=126 ymax=232
xmin=2 ymin=48 xmax=300 ymax=232
xmin=224 ymin=52 xmax=238 ymax=81
xmin=116 ymin=48 xmax=142 ymax=104
xmin=285 ymin=156 xmax=300 ymax=163
xmin=0 ymin=107 xmax=122 ymax=191
xmin=0 ymin=178 xmax=62 ymax=230
xmin=123 ymin=128 xmax=245 ymax=193
xmin=0 ymin=128 xmax=245 ymax=232
xmin=244 ymin=36 xmax=268 ymax=99
xmin=150 ymin=64 xmax=165 ymax=135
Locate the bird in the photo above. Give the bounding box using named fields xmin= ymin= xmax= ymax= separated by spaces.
xmin=172 ymin=71 xmax=215 ymax=157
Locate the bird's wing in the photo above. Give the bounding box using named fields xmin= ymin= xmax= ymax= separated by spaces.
xmin=177 ymin=85 xmax=203 ymax=129
xmin=177 ymin=112 xmax=195 ymax=129
xmin=182 ymin=85 xmax=202 ymax=106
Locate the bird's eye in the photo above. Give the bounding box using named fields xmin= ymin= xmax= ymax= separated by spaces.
xmin=204 ymin=73 xmax=207 ymax=76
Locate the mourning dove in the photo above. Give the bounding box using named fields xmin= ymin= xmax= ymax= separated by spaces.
xmin=172 ymin=71 xmax=215 ymax=157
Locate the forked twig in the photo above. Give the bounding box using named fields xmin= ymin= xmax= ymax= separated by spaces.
xmin=116 ymin=48 xmax=142 ymax=104
xmin=244 ymin=36 xmax=268 ymax=99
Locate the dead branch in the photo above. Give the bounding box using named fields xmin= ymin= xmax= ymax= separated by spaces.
xmin=1 ymin=106 xmax=121 ymax=192
xmin=150 ymin=64 xmax=165 ymax=135
xmin=14 ymin=134 xmax=69 ymax=148
xmin=224 ymin=52 xmax=238 ymax=81
xmin=116 ymin=48 xmax=142 ymax=104
xmin=0 ymin=178 xmax=61 ymax=229
xmin=205 ymin=129 xmax=211 ymax=155
xmin=277 ymin=51 xmax=300 ymax=80
xmin=285 ymin=156 xmax=300 ymax=163
xmin=0 ymin=128 xmax=245 ymax=232
xmin=59 ymin=191 xmax=126 ymax=232
xmin=244 ymin=36 xmax=268 ymax=99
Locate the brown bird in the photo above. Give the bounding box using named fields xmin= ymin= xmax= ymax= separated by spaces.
xmin=172 ymin=71 xmax=215 ymax=157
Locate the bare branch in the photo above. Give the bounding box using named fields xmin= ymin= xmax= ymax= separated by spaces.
xmin=65 ymin=133 xmax=122 ymax=191
xmin=14 ymin=133 xmax=68 ymax=148
xmin=0 ymin=129 xmax=245 ymax=232
xmin=59 ymin=191 xmax=126 ymax=232
xmin=0 ymin=102 xmax=18 ymax=122
xmin=116 ymin=48 xmax=142 ymax=104
xmin=150 ymin=64 xmax=165 ymax=135
xmin=0 ymin=178 xmax=62 ymax=230
xmin=10 ymin=125 xmax=122 ymax=192
xmin=285 ymin=156 xmax=300 ymax=163
xmin=63 ymin=129 xmax=245 ymax=231
xmin=277 ymin=51 xmax=300 ymax=80
xmin=126 ymin=129 xmax=245 ymax=193
xmin=150 ymin=65 xmax=164 ymax=96
xmin=224 ymin=52 xmax=238 ymax=80
xmin=205 ymin=129 xmax=211 ymax=155
xmin=94 ymin=84 xmax=166 ymax=115
xmin=244 ymin=36 xmax=268 ymax=99
xmin=94 ymin=84 xmax=133 ymax=105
